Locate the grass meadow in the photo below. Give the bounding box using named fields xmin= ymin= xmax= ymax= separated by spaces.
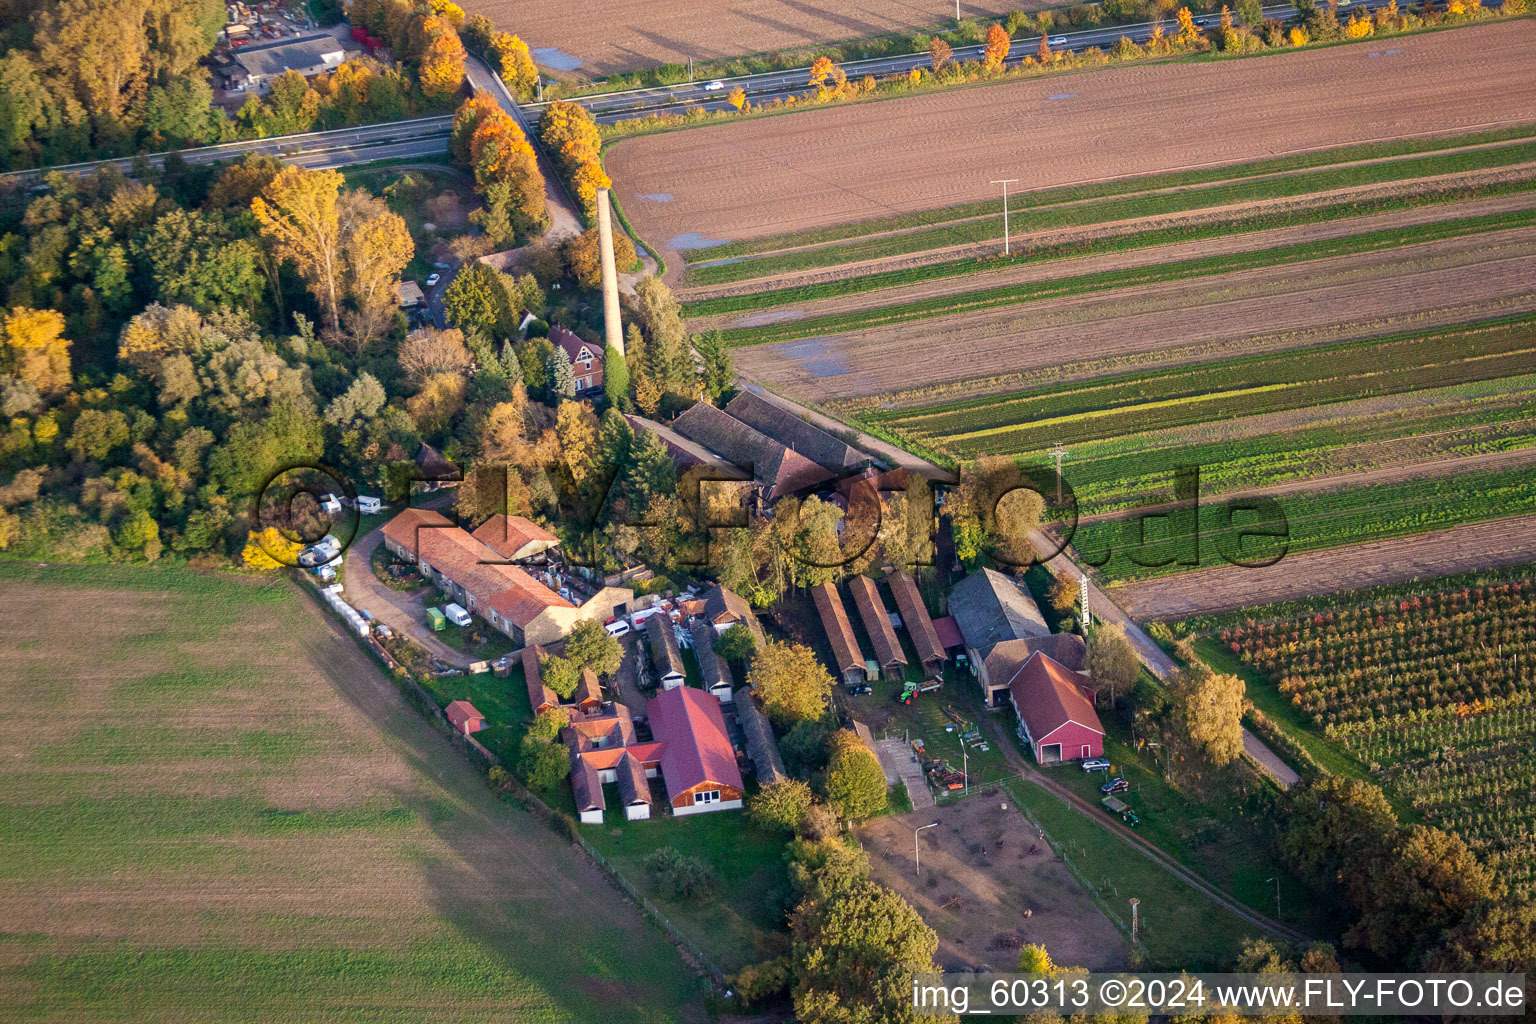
xmin=0 ymin=562 xmax=705 ymax=1023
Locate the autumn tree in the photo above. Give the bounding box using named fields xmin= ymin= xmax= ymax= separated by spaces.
xmin=1037 ymin=33 xmax=1052 ymax=61
xmin=1169 ymin=660 xmax=1244 ymax=767
xmin=492 ymin=31 xmax=539 ymax=99
xmin=727 ymin=86 xmax=746 ymax=111
xmin=252 ymin=166 xmax=345 ymax=331
xmin=983 ymin=23 xmax=1012 ymax=69
xmin=749 ymin=778 xmax=814 ymax=832
xmin=1177 ymin=6 xmax=1200 ymax=38
xmin=418 ymin=17 xmax=467 ymax=101
xmin=406 ymin=372 xmax=468 ymax=436
xmin=1349 ymin=825 xmax=1494 ymax=965
xmin=808 ymin=56 xmax=835 ymax=86
xmin=1046 ymin=569 xmax=1078 ymax=617
xmin=748 ymin=640 xmax=833 ymax=726
xmin=1088 ymin=621 xmax=1141 ymax=704
xmin=929 ymin=35 xmax=953 ymax=72
xmin=563 ymin=227 xmax=637 ymax=290
xmin=2 ymin=307 xmax=72 ymax=396
xmin=823 ymin=730 xmax=887 ymax=822
xmin=398 ymin=326 xmax=472 ymax=385
xmin=242 ymin=526 xmax=303 ymax=569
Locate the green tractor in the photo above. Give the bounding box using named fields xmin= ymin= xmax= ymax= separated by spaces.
xmin=897 ymin=681 xmax=918 ymax=705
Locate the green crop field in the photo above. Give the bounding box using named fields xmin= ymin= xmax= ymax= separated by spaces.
xmin=0 ymin=563 xmax=704 ymax=1024
xmin=1175 ymin=571 xmax=1536 ymax=897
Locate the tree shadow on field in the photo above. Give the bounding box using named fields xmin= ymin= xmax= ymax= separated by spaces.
xmin=775 ymin=0 xmax=888 ymax=41
xmin=290 ymin=592 xmax=707 ymax=1023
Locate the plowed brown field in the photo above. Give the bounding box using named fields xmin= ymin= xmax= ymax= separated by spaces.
xmin=1109 ymin=514 xmax=1536 ymax=620
xmin=610 ymin=22 xmax=1536 ymax=264
xmin=466 ymin=0 xmax=1029 ymax=78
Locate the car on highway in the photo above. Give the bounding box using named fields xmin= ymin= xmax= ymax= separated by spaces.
xmin=1048 ymin=36 xmax=1067 ymax=46
xmin=1080 ymin=758 xmax=1112 ymax=773
xmin=703 ymin=80 xmax=725 ymax=91
xmin=425 ymin=273 xmax=440 ymax=288
xmin=1101 ymin=777 xmax=1130 ymax=795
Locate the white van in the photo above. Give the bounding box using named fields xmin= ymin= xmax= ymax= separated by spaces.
xmin=443 ymin=603 xmax=472 ymax=627
xmin=319 ymin=493 xmax=342 ymax=515
xmin=355 ymin=495 xmax=382 ymax=514
xmin=604 ymin=618 xmax=631 ymax=638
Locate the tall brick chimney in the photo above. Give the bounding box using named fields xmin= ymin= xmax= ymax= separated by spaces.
xmin=596 ymin=187 xmax=624 ymax=356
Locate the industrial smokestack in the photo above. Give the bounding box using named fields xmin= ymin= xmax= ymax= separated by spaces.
xmin=595 ymin=187 xmax=624 ymax=357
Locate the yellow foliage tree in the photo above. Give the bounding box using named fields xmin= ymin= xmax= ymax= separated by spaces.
xmin=342 ymin=204 xmax=414 ymax=310
xmin=1176 ymin=6 xmax=1199 ymax=38
xmin=252 ymin=166 xmax=346 ymax=332
xmin=1344 ymin=12 xmax=1374 ymax=35
xmin=570 ymin=161 xmax=612 ymax=222
xmin=3 ymin=307 xmax=72 ymax=396
xmin=419 ymin=22 xmax=467 ymax=100
xmin=1288 ymin=24 xmax=1309 ymax=44
xmin=808 ymin=56 xmax=834 ymax=86
xmin=727 ymin=85 xmax=746 ymax=111
xmin=428 ymin=0 xmax=465 ymax=26
xmin=982 ymin=23 xmax=1011 ymax=69
xmin=493 ymin=31 xmax=539 ymax=99
xmin=242 ymin=527 xmax=303 ymax=570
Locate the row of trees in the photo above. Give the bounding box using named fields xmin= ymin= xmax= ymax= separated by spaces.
xmin=449 ymin=92 xmax=547 ymax=248
xmin=537 ymin=100 xmax=609 ymax=223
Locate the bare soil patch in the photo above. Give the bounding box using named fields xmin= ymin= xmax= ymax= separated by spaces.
xmin=859 ymin=798 xmax=1127 ymax=972
xmin=609 ymin=22 xmax=1536 ymax=268
xmin=1109 ymin=514 xmax=1536 ymax=620
xmin=735 ymin=227 xmax=1536 ymax=402
xmin=466 ymin=0 xmax=1033 ymax=78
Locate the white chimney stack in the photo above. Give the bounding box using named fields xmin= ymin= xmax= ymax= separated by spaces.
xmin=596 ymin=187 xmax=624 ymax=356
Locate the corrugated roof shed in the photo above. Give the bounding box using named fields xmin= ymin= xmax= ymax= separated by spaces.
xmin=647 ymin=686 xmax=744 ymax=804
xmin=671 ymin=401 xmax=832 ymax=500
xmin=949 ymin=568 xmax=1050 ymax=656
xmin=616 ymin=752 xmax=651 ymax=807
xmin=847 ymin=575 xmax=905 ymax=672
xmin=733 ymin=687 xmax=786 ymax=785
xmin=887 ymin=571 xmax=946 ymax=669
xmin=691 ymin=619 xmax=734 ymax=696
xmin=724 ymin=389 xmax=869 ymax=473
xmin=646 ymin=613 xmax=686 ymax=681
xmin=811 ymin=581 xmax=864 ymax=677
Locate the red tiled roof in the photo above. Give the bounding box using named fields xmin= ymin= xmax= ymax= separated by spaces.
xmin=445 ymin=700 xmax=484 ymax=731
xmin=522 ymin=645 xmax=559 ymax=712
xmin=812 ymin=581 xmax=864 ymax=675
xmin=576 ymin=741 xmax=665 ymax=772
xmin=848 ymin=575 xmax=905 ymax=671
xmin=550 ymin=325 xmax=603 ymax=369
xmin=888 ymin=571 xmax=946 ymax=667
xmin=471 ymin=514 xmax=559 ymax=561
xmin=646 ymin=686 xmax=743 ymax=803
xmin=1009 ymin=652 xmax=1103 ymax=743
xmin=931 ymin=615 xmax=965 ymax=650
xmin=379 ymin=507 xmax=455 ymax=556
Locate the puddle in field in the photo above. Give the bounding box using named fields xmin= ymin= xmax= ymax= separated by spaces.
xmin=1048 ymin=93 xmax=1076 ymax=100
xmin=735 ymin=309 xmax=805 ymax=328
xmin=773 ymin=336 xmax=848 ymax=378
xmin=533 ymin=47 xmax=583 ymax=71
xmin=670 ymin=231 xmax=731 ymax=250
xmin=1366 ymin=49 xmax=1403 ymax=57
xmin=639 ymin=192 xmax=673 ymax=202
xmin=691 ymin=255 xmax=746 ymax=268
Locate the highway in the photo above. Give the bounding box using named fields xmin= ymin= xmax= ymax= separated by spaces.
xmin=529 ymin=0 xmax=1410 ymax=124
xmin=0 ymin=2 xmax=1439 ymax=182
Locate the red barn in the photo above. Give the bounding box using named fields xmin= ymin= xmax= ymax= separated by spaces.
xmin=1007 ymin=653 xmax=1103 ymax=764
xmin=445 ymin=700 xmax=487 ymax=737
xmin=646 ymin=686 xmax=744 ymax=815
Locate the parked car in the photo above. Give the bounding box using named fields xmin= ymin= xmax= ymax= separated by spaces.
xmin=1080 ymin=758 xmax=1112 ymax=773
xmin=443 ymin=603 xmax=472 ymax=627
xmin=848 ymin=683 xmax=873 ymax=696
xmin=425 ymin=273 xmax=441 ymax=288
xmin=1101 ymin=777 xmax=1130 ymax=795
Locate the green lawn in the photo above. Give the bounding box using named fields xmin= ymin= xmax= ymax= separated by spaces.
xmin=584 ymin=810 xmax=792 ymax=974
xmin=0 ymin=562 xmax=704 ymax=1023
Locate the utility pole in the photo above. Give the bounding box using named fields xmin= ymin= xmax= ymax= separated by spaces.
xmin=915 ymin=821 xmax=940 ymax=875
xmin=1049 ymin=441 xmax=1068 ymax=503
xmin=962 ymin=745 xmax=969 ymax=795
xmin=1079 ymin=574 xmax=1092 ymax=634
xmin=990 ymin=178 xmax=1019 ymax=256
xmin=1129 ymin=897 xmax=1141 ymax=947
xmin=688 ymin=55 xmax=694 ymax=80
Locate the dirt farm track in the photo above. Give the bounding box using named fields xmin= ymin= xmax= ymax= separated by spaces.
xmin=466 ymin=0 xmax=1032 ymax=77
xmin=609 ymin=21 xmax=1536 ymax=265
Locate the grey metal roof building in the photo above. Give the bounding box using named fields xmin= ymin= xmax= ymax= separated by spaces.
xmin=733 ymin=687 xmax=786 ymax=785
xmin=724 ymin=389 xmax=870 ymax=474
xmin=232 ymin=34 xmax=355 ymax=91
xmin=949 ymin=568 xmax=1050 ymax=658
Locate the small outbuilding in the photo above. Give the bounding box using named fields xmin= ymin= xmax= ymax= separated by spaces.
xmin=847 ymin=575 xmax=906 ymax=681
xmin=888 ymin=570 xmax=947 ymax=677
xmin=811 ymin=581 xmax=866 ymax=685
xmin=646 ymin=613 xmax=687 ymax=690
xmin=1009 ymin=652 xmax=1104 ymax=764
xmin=445 ymin=700 xmax=486 ymax=737
xmin=691 ymin=619 xmax=735 ymax=703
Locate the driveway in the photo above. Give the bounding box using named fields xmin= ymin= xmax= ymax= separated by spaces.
xmin=344 ymin=527 xmax=471 ymax=668
xmin=875 ymin=736 xmax=935 ymax=810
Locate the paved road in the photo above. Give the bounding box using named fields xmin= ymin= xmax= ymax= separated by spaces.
xmin=343 ymin=518 xmax=473 ymax=669
xmin=528 ymin=0 xmax=1412 ymax=124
